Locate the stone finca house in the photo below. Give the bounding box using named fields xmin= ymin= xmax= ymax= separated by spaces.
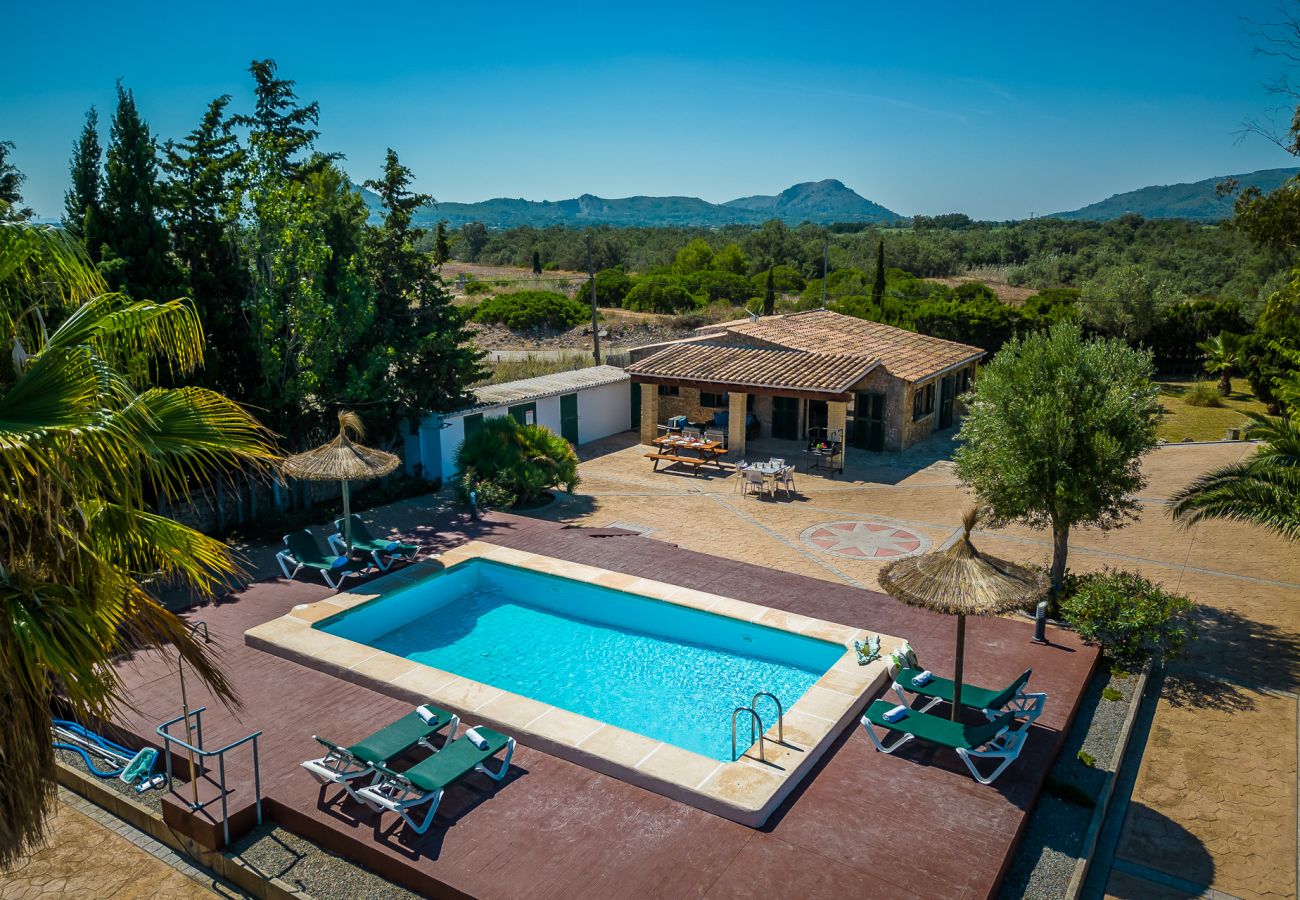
xmin=625 ymin=309 xmax=984 ymax=457
xmin=410 ymin=365 xmax=633 ymax=482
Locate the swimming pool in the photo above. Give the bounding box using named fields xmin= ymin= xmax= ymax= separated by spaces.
xmin=247 ymin=541 xmax=893 ymax=825
xmin=317 ymin=558 xmax=843 ymax=760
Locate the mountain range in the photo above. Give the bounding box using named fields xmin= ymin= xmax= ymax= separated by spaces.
xmin=1048 ymin=167 xmax=1298 ymax=222
xmin=356 ymin=168 xmax=1300 ymax=228
xmin=358 ymin=179 xmax=903 ymax=228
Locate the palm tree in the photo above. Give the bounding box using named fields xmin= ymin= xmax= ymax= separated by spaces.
xmin=1170 ymin=412 xmax=1300 ymax=542
xmin=1198 ymin=331 xmax=1242 ymax=396
xmin=0 ymin=223 xmax=278 ymax=867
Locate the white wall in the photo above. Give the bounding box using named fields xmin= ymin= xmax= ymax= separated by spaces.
xmin=421 ymin=381 xmax=632 ymax=482
xmin=579 ymin=380 xmax=631 ymax=443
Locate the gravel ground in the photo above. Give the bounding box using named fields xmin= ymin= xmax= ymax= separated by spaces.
xmin=228 ymin=823 xmax=419 ymax=900
xmin=996 ymin=659 xmax=1142 ymax=899
xmin=55 ymin=745 xmax=175 ymax=814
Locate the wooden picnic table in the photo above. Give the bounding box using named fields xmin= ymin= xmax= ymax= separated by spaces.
xmin=647 ymin=436 xmax=727 ymax=473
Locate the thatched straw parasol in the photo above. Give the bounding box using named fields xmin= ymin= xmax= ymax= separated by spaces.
xmin=281 ymin=411 xmax=400 ymax=551
xmin=878 ymin=508 xmax=1048 ymax=720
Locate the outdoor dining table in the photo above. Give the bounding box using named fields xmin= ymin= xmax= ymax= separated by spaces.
xmin=652 ymin=435 xmax=725 ymax=458
xmin=648 ymin=435 xmax=727 ymax=472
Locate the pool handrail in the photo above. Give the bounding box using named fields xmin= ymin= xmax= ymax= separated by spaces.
xmin=731 ymin=705 xmax=767 ymax=763
xmin=155 ymin=706 xmax=262 ymax=847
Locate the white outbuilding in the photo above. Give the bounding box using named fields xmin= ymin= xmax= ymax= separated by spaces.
xmin=409 ymin=365 xmax=633 ymax=483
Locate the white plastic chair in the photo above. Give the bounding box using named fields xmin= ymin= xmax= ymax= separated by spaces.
xmin=741 ymin=468 xmax=768 ymax=498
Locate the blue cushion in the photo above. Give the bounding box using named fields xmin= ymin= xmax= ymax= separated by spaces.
xmin=331 ymin=555 xmax=349 ymax=569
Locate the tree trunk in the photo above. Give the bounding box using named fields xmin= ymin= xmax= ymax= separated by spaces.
xmin=1217 ymin=372 xmax=1231 ymax=396
xmin=1050 ymin=523 xmax=1070 ymax=595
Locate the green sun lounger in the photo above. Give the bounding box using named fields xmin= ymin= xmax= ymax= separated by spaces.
xmin=301 ymin=705 xmax=459 ymax=800
xmin=329 ymin=515 xmax=419 ymax=571
xmin=356 ymin=725 xmax=516 ymax=834
xmin=893 ymin=667 xmax=1046 ymax=731
xmin=277 ymin=529 xmax=371 ymax=589
xmin=861 ymin=700 xmax=1026 ymax=785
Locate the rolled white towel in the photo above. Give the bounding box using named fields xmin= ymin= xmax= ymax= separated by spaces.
xmin=464 ymin=726 xmax=490 ymax=750
xmin=882 ymin=704 xmax=909 ymax=724
xmin=416 ymin=705 xmax=440 ymax=725
xmin=911 ymin=670 xmax=934 ymax=687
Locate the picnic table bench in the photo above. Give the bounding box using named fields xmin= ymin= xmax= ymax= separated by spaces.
xmin=646 ymin=435 xmax=728 ymax=474
xmin=644 ymin=451 xmax=710 ymax=472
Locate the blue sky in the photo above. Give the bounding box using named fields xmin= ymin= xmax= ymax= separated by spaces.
xmin=6 ymin=0 xmax=1297 ymax=220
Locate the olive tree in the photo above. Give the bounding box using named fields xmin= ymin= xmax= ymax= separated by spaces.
xmin=954 ymin=322 xmax=1160 ymax=594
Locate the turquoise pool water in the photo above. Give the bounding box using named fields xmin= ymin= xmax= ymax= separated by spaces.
xmin=318 ymin=558 xmax=844 ymax=760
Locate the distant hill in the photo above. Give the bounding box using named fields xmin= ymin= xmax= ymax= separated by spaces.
xmin=1049 ymin=167 xmax=1299 ymax=222
xmin=356 ymin=179 xmax=903 ymax=228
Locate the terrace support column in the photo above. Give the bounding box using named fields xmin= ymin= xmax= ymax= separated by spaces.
xmin=728 ymin=391 xmax=748 ymax=458
xmin=639 ymin=382 xmax=659 ymax=446
xmin=828 ymin=399 xmax=848 ymax=444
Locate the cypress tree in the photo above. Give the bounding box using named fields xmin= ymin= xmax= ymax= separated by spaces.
xmin=63 ymin=108 xmax=103 ymax=250
xmin=100 ymin=83 xmax=181 ymax=300
xmin=433 ymin=220 xmax=451 ymax=267
xmin=532 ymin=250 xmax=542 ymax=274
xmin=871 ymin=237 xmax=886 ymax=313
xmin=160 ymin=95 xmax=251 ymax=393
xmin=363 ymin=148 xmax=484 ymax=427
xmin=235 ymin=59 xmax=331 ymax=178
xmin=763 ymin=266 xmax=776 ymax=316
xmin=0 ymin=141 xmax=32 ymax=221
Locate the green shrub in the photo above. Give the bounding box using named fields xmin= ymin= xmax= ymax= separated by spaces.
xmin=682 ymin=270 xmax=757 ymax=304
xmin=576 ymin=266 xmax=635 ymax=308
xmin=463 ymin=279 xmax=492 ymax=295
xmin=1076 ymin=750 xmax=1096 ymax=768
xmin=455 ymin=415 xmax=579 ymax=507
xmin=750 ymin=264 xmax=806 ymax=294
xmin=473 ymin=290 xmax=589 ymax=331
xmin=1059 ymin=568 xmax=1196 ymax=664
xmin=1182 ymin=382 xmax=1225 ymax=408
xmin=1101 ymin=686 xmax=1123 ymax=702
xmin=622 ymin=276 xmax=701 ymax=313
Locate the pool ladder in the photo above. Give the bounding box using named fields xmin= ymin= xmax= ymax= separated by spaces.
xmin=731 ymin=691 xmax=785 ymax=762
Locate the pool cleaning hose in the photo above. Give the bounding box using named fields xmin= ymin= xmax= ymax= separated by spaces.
xmin=52 ymin=719 xmax=158 ymax=788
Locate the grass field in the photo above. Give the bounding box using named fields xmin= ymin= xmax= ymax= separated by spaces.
xmin=1156 ymin=379 xmax=1267 ymax=442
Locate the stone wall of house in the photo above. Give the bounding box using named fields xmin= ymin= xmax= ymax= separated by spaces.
xmin=846 ymin=368 xmax=909 ymax=451
xmin=655 ymin=386 xmax=730 ymax=426
xmin=899 ymin=363 xmax=978 ymax=449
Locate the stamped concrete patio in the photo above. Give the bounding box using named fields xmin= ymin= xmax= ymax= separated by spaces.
xmin=538 ymin=431 xmax=1299 ymax=900
xmin=104 ymin=505 xmax=1097 ymax=899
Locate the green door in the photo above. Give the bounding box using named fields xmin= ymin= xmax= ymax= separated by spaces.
xmin=560 ymin=393 xmax=580 ymax=445
xmin=853 ymin=392 xmax=886 ymax=451
xmin=771 ymin=396 xmax=800 ymax=440
xmin=508 ymin=402 xmax=537 ymax=426
xmin=463 ymin=413 xmax=484 ymax=441
xmin=938 ymin=375 xmax=957 ymax=430
xmin=629 ymin=380 xmax=641 ymax=430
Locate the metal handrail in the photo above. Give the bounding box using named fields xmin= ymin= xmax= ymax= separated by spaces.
xmin=189 ymin=621 xmax=210 ymax=642
xmin=731 ymin=706 xmax=766 ymax=763
xmin=751 ymin=691 xmax=785 ymax=745
xmin=155 ymin=706 xmax=262 ymax=846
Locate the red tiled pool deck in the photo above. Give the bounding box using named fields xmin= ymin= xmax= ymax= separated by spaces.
xmin=107 ymin=511 xmax=1098 ymax=899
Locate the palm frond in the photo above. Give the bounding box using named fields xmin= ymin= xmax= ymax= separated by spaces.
xmin=1170 ymin=413 xmax=1300 ymax=541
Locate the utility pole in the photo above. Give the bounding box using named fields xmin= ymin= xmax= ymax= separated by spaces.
xmin=821 ymin=238 xmax=829 ymax=309
xmin=586 ymin=233 xmax=601 ymax=365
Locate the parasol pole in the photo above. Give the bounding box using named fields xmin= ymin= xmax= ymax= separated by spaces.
xmin=342 ymin=478 xmax=352 ymax=552
xmin=952 ymin=614 xmax=966 ymax=722
xmin=178 ymin=656 xmax=200 ymax=807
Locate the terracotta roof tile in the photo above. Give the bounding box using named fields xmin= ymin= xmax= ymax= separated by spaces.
xmin=698 ymin=309 xmax=983 ymax=382
xmin=626 ymin=343 xmax=878 ymax=394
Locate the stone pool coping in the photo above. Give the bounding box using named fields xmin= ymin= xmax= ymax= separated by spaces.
xmin=244 ymin=540 xmax=900 ymax=826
